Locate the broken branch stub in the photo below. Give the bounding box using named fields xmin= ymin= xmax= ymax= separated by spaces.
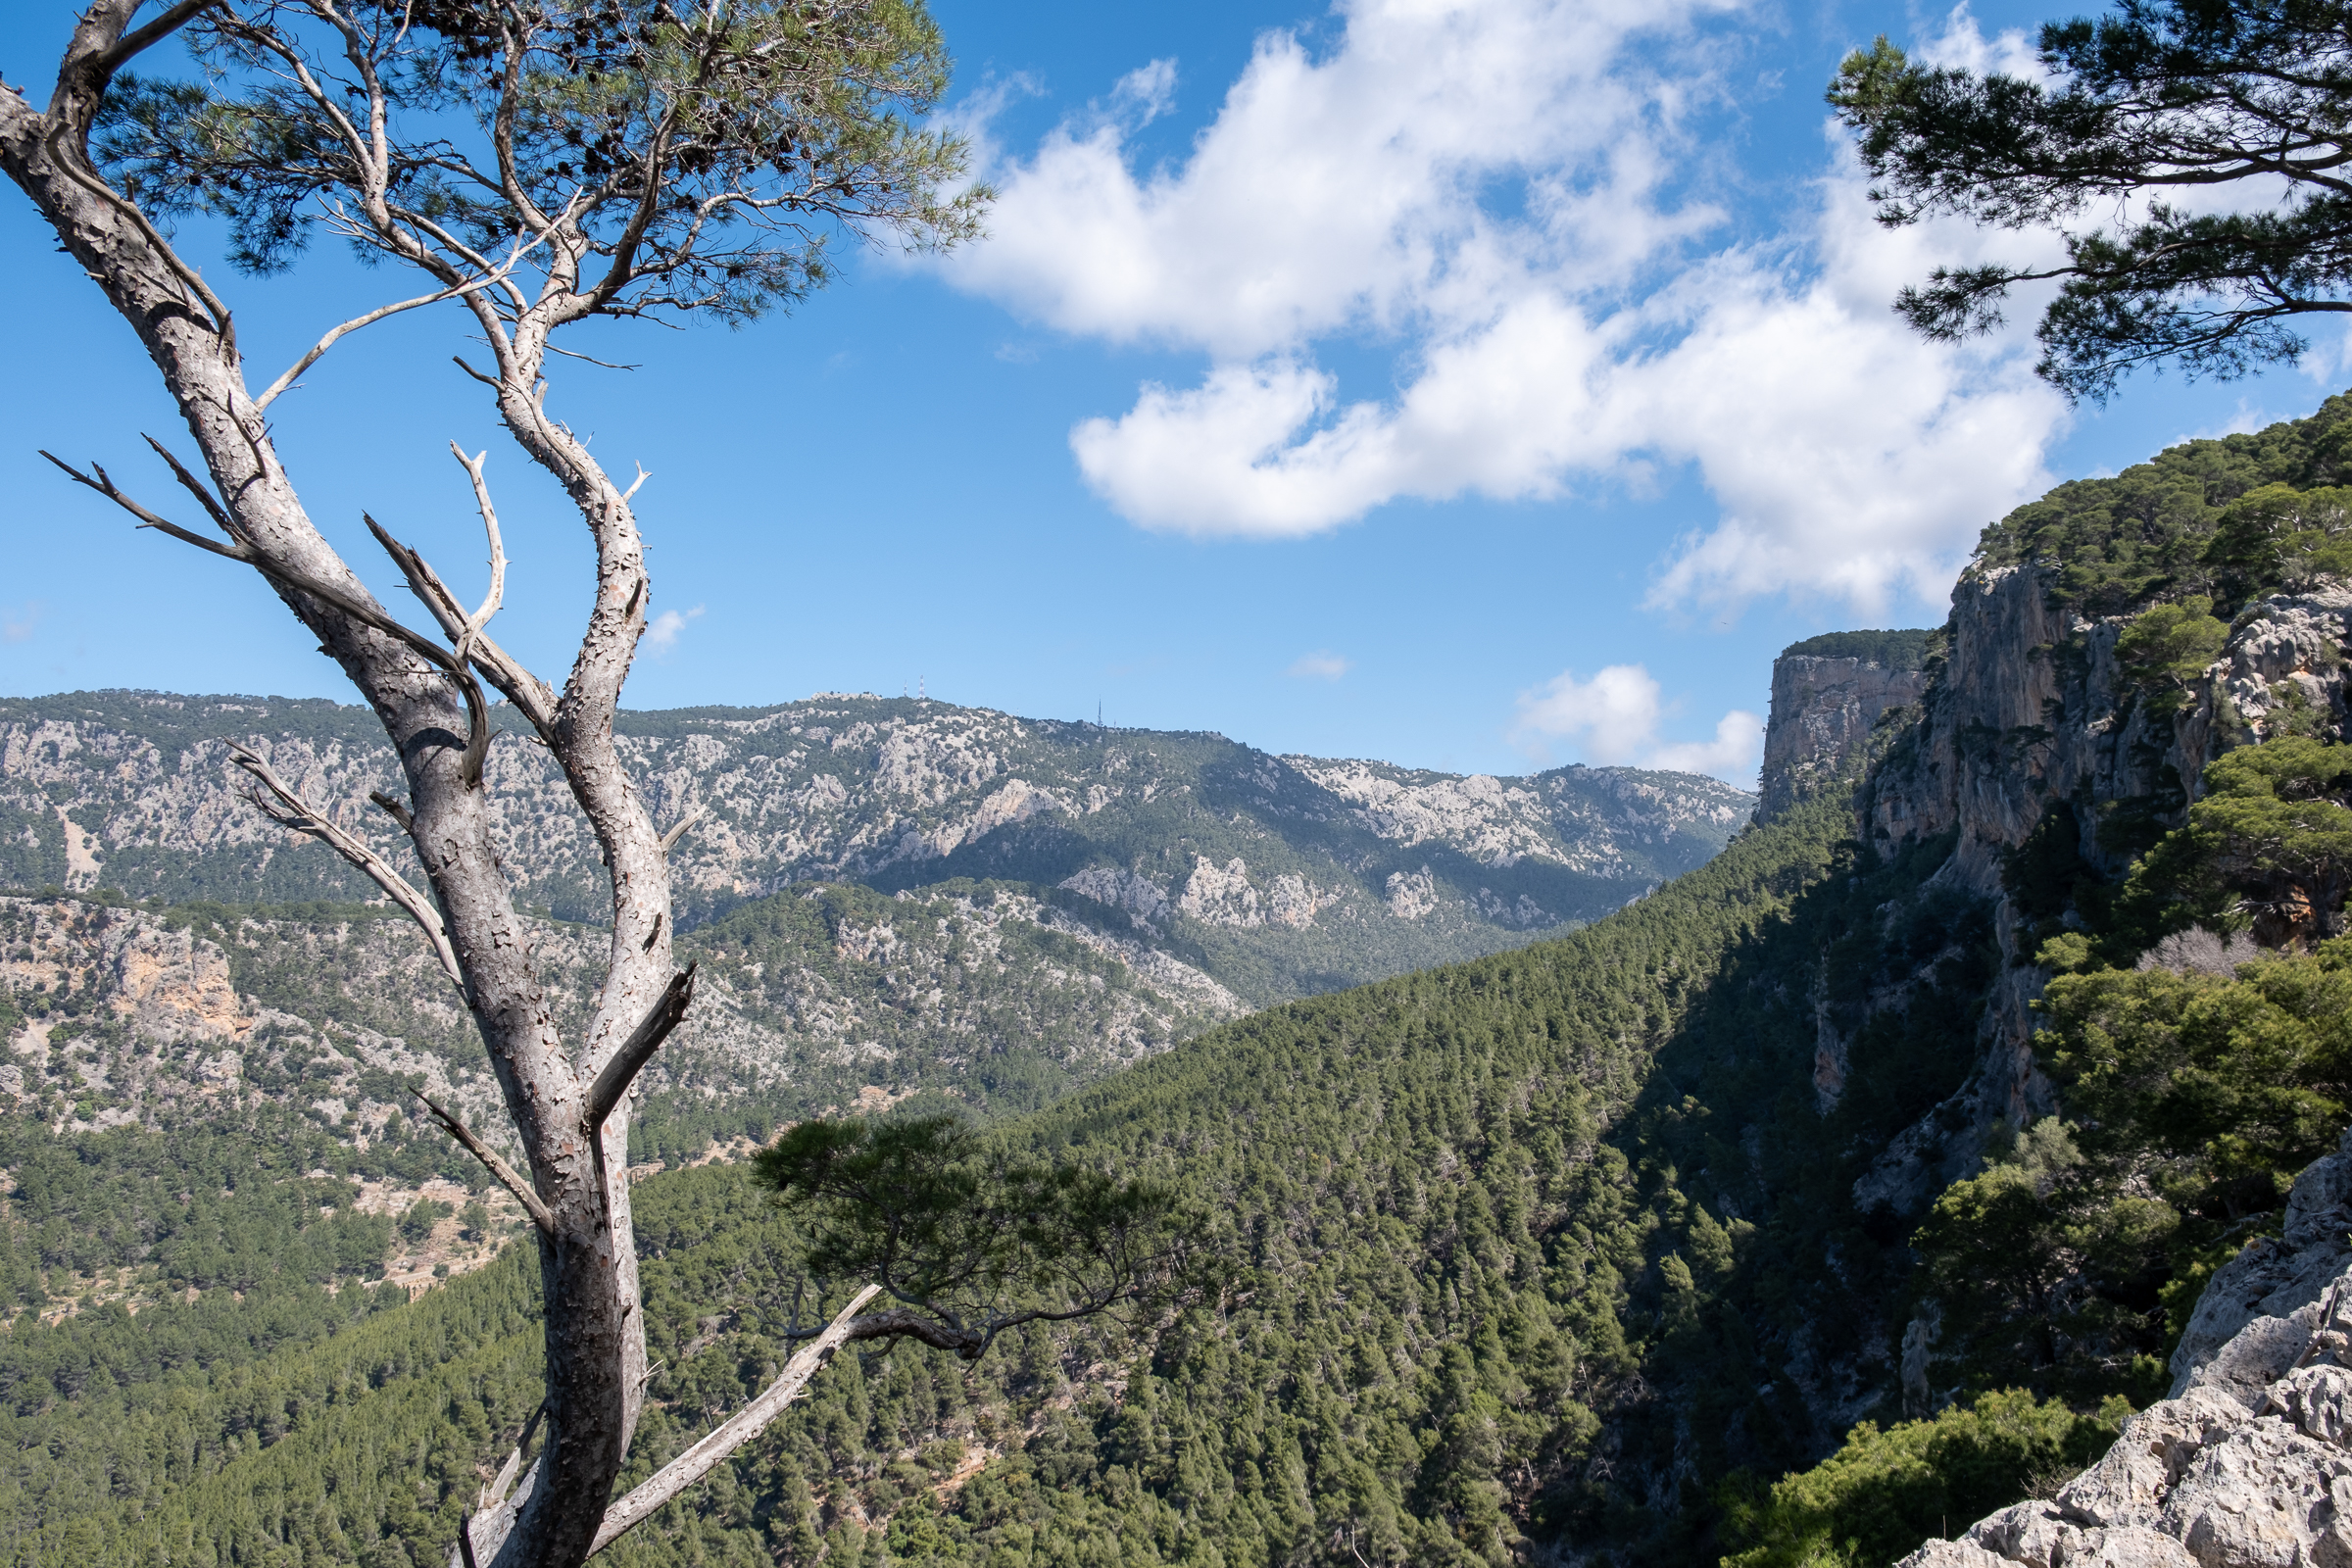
xmin=586 ymin=964 xmax=698 ymax=1131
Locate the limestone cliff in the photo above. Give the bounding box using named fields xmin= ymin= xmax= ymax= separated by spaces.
xmin=1758 ymin=629 xmax=1937 ymax=818
xmin=1840 ymin=567 xmax=2352 ymax=1212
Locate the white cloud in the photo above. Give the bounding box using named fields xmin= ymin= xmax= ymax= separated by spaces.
xmin=1 ymin=602 xmax=40 ymax=644
xmin=1110 ymin=59 xmax=1179 ymax=125
xmin=644 ymin=604 xmax=704 ymax=654
xmin=1913 ymin=4 xmax=2044 ymax=78
xmin=1510 ymin=663 xmax=1763 ymax=782
xmin=1649 ymin=710 xmax=1770 ymax=779
xmin=944 ymin=0 xmax=2079 ymax=613
xmin=1286 ymin=650 xmax=1351 ymax=679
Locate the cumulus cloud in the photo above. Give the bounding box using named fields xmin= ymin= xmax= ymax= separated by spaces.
xmin=943 ymin=0 xmax=2077 ymax=613
xmin=1286 ymin=650 xmax=1351 ymax=680
xmin=644 ymin=604 xmax=705 ymax=654
xmin=1511 ymin=663 xmax=1763 ymax=782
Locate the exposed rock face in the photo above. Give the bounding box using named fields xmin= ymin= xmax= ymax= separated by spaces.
xmin=0 ymin=883 xmax=1246 ymax=1153
xmin=1848 ymin=569 xmax=2352 ymax=1213
xmin=1898 ymin=1129 xmax=2352 ymax=1568
xmin=1759 ymin=652 xmax=1936 ymax=819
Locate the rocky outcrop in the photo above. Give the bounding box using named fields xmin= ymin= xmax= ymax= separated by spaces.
xmin=1847 ymin=569 xmax=2352 ymax=1213
xmin=1898 ymin=1128 xmax=2352 ymax=1568
xmin=1759 ymin=647 xmax=1936 ymax=819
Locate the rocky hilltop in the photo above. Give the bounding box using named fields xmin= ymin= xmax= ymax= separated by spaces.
xmin=1757 ymin=628 xmax=1937 ymax=817
xmin=0 ymin=690 xmax=1753 ymax=1006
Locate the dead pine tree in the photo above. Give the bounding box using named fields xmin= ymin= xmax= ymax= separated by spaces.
xmin=0 ymin=5 xmax=1199 ymax=1566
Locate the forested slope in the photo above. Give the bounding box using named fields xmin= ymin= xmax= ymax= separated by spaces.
xmin=0 ymin=777 xmax=1969 ymax=1566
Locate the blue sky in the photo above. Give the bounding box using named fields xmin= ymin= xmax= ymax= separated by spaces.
xmin=0 ymin=0 xmax=2339 ymax=785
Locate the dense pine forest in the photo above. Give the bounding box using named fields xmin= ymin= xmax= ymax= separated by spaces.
xmin=0 ymin=787 xmax=1865 ymax=1566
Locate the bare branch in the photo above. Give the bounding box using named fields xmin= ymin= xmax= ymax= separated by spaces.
xmin=413 ymin=1087 xmax=556 ymax=1235
xmin=586 ymin=1284 xmax=884 ymax=1558
xmin=40 ymin=449 xmax=253 ymax=561
xmin=91 ymin=0 xmax=222 ymax=76
xmin=139 ymin=434 xmax=241 ymax=539
xmin=479 ymin=1401 xmax=547 ymax=1513
xmin=659 ymin=804 xmax=704 ymax=854
xmin=546 ymin=343 xmax=644 ymax=372
xmin=369 ymin=789 xmax=415 ymax=832
xmin=446 ymin=443 xmax=508 ymax=667
xmin=38 ymin=119 xmax=232 ymax=350
xmin=586 ymin=964 xmax=698 ymax=1131
xmin=224 ymin=742 xmax=465 ymax=991
xmin=363 ymin=512 xmax=557 ymax=739
xmin=257 ymin=272 xmax=519 ymax=411
xmin=68 ymin=457 xmax=499 ymax=784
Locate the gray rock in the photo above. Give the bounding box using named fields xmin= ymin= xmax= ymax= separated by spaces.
xmin=1898 ymin=1129 xmax=2352 ymax=1568
xmin=2159 ymin=1419 xmax=2352 ymax=1566
xmin=2053 ymin=1526 xmax=2199 ymax=1567
xmin=1967 ymin=1500 xmax=2070 ymax=1565
xmin=1757 ymin=651 xmax=1934 ymax=819
xmin=1907 ymin=1542 xmax=2020 ymax=1567
xmin=2171 ymin=1126 xmax=2352 ymax=1399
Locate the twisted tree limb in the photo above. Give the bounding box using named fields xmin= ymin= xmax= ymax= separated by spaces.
xmin=411 ymin=1088 xmax=556 ymax=1236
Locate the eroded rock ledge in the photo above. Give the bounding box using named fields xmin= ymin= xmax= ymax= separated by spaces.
xmin=1900 ymin=1128 xmax=2352 ymax=1567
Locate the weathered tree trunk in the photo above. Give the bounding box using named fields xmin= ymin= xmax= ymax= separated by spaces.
xmin=2 ymin=14 xmax=673 ymax=1564
xmin=3 ymin=9 xmax=1132 ymax=1562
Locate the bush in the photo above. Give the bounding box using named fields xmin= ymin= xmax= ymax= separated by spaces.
xmin=1720 ymin=1390 xmax=2129 ymax=1568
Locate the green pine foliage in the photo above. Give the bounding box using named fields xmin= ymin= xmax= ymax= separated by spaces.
xmin=0 ymin=1112 xmax=440 ymax=1316
xmin=1718 ymin=1390 xmax=2127 ymax=1568
xmin=1909 ymin=938 xmax=2352 ymax=1404
xmin=1970 ymin=390 xmax=2352 ymax=615
xmin=1778 ymin=629 xmax=1938 ymax=668
xmin=2114 ymin=597 xmax=2229 ymax=710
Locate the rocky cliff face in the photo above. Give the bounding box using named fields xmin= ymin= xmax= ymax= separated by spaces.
xmin=1759 ymin=650 xmax=1936 ymax=818
xmin=1901 ymin=1129 xmax=2352 ymax=1568
xmin=1841 ymin=566 xmax=2352 ymax=1211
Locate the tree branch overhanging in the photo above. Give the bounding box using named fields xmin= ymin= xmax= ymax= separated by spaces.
xmin=1829 ymin=12 xmax=2352 ymax=397
xmin=585 ymin=1284 xmax=883 ymax=1557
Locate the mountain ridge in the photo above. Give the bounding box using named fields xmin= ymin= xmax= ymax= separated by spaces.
xmin=0 ymin=689 xmax=1753 ymax=1010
